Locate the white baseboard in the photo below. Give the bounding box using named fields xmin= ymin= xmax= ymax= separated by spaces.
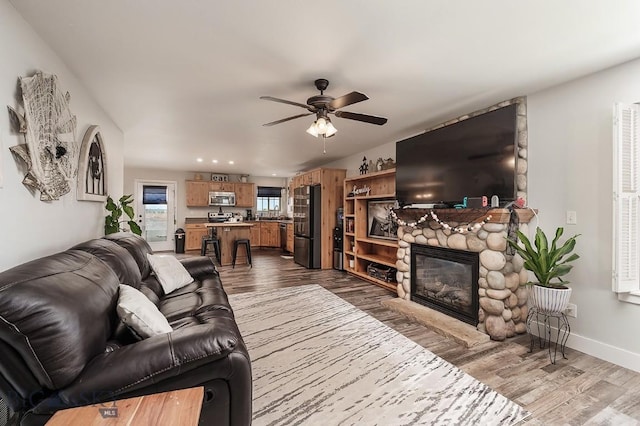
xmin=529 ymin=322 xmax=640 ymax=373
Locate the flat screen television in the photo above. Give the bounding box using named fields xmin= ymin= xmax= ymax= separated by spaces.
xmin=396 ymin=104 xmax=517 ymax=207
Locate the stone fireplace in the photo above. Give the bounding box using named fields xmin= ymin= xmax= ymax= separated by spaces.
xmin=394 ymin=210 xmax=534 ymax=341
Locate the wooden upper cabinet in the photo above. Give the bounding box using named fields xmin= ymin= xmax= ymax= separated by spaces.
xmin=310 ymin=169 xmax=321 ymax=185
xmin=186 ymin=181 xmax=210 ymax=207
xmin=209 ymin=182 xmax=234 ymax=192
xmin=234 ymin=183 xmax=255 ymax=208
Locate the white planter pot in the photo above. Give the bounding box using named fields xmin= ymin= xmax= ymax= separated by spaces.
xmin=528 ymin=284 xmax=572 ymax=314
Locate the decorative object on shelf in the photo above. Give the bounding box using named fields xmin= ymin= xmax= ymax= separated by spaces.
xmin=375 ymin=158 xmax=384 ymax=171
xmin=211 ymin=173 xmax=229 ymax=182
xmin=77 ymin=125 xmax=107 ymax=202
xmin=389 ymin=209 xmax=492 ymax=233
xmin=194 ymin=173 xmax=203 ymax=180
xmin=506 ymin=226 xmax=580 ymax=314
xmin=366 ymin=262 xmax=397 ymax=283
xmin=380 ymin=157 xmax=396 ymax=170
xmin=359 ymin=156 xmax=368 ymax=175
xmin=7 ymin=71 xmax=78 ymax=201
xmin=351 ymin=184 xmax=371 ymax=197
xmin=104 ymin=194 xmax=142 ymax=236
xmin=367 ymin=200 xmax=398 ymax=240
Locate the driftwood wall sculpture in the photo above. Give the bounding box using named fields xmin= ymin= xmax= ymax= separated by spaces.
xmin=8 ymin=72 xmax=78 ymax=201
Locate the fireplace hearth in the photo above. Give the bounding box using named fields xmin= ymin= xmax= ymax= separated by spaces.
xmin=411 ymin=244 xmax=479 ymax=326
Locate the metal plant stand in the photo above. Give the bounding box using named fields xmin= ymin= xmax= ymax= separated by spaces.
xmin=526 ymin=307 xmax=570 ymax=364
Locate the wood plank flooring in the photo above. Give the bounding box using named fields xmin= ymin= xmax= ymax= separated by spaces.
xmin=184 ymin=249 xmax=640 ymax=425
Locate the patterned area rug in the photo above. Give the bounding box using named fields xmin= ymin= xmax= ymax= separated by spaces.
xmin=229 ymin=285 xmax=529 ymax=426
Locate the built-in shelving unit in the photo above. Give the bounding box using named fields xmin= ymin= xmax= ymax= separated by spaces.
xmin=343 ymin=168 xmax=397 ymax=292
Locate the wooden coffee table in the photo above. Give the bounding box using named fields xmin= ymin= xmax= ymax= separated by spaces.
xmin=46 ymin=387 xmax=203 ymax=425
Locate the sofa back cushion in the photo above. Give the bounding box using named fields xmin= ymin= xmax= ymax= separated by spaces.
xmin=103 ymin=232 xmax=153 ymax=279
xmin=72 ymin=238 xmax=142 ymax=289
xmin=0 ymin=250 xmax=119 ymax=390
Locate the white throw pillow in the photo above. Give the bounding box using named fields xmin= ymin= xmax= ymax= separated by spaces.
xmin=146 ymin=253 xmax=194 ymax=294
xmin=117 ymin=284 xmax=173 ymax=339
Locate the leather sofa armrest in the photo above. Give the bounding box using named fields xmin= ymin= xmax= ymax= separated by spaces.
xmin=180 ymin=257 xmax=218 ymax=279
xmin=58 ymin=319 xmax=238 ymax=403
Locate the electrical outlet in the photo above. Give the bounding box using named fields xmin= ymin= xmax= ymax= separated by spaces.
xmin=566 ymin=210 xmax=577 ymax=225
xmin=564 ymin=303 xmax=577 ymax=318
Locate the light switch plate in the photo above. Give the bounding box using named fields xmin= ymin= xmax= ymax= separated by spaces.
xmin=566 ymin=210 xmax=577 ymax=225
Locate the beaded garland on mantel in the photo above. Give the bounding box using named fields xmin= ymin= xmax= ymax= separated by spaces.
xmin=390 ymin=209 xmax=492 ymax=234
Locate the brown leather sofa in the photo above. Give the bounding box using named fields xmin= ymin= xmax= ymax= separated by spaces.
xmin=0 ymin=232 xmax=251 ymax=426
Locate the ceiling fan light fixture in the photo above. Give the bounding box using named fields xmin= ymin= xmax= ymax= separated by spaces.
xmin=316 ymin=117 xmax=328 ymax=133
xmin=325 ymin=121 xmax=337 ymax=137
xmin=306 ymin=122 xmax=319 ymax=137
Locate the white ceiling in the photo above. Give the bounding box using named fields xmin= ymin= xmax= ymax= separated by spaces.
xmin=9 ymin=0 xmax=640 ymax=177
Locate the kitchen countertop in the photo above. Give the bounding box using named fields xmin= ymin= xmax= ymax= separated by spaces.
xmin=185 ymin=218 xmax=293 ymax=225
xmin=204 ymin=222 xmax=254 ymax=227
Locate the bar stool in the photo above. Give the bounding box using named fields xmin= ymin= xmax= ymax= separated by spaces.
xmin=201 ymin=228 xmax=221 ymax=265
xmin=232 ymin=238 xmax=252 ymax=268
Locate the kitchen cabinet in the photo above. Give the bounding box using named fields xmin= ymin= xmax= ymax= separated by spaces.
xmin=286 ymin=223 xmax=294 ymax=253
xmin=185 ymin=223 xmax=209 ymax=251
xmin=209 ymin=182 xmax=234 ymax=192
xmin=234 ymin=183 xmax=255 ymax=208
xmin=259 ymin=222 xmax=280 ymax=248
xmin=249 ymin=222 xmax=261 ymax=247
xmin=186 ymin=181 xmax=210 ymax=207
xmin=310 ymin=169 xmax=321 ymax=185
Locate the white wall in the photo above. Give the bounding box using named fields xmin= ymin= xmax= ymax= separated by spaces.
xmin=0 ymin=1 xmax=124 ymax=272
xmin=527 ymin=58 xmax=640 ymax=368
xmin=323 ymin=140 xmax=397 ymax=177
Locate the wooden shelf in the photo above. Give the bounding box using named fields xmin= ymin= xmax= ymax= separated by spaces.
xmin=356 ymin=237 xmax=398 ymax=248
xmin=344 ymin=214 xmax=355 ymax=217
xmin=344 ymin=232 xmax=355 ymax=237
xmin=350 ymin=270 xmax=397 ymax=292
xmin=356 ymin=253 xmax=396 ymax=268
xmin=344 ymin=168 xmax=396 ymax=182
xmin=345 ymin=250 xmax=355 ymax=256
xmin=350 ymin=193 xmax=396 ymax=200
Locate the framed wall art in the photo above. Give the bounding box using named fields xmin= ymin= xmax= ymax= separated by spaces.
xmin=367 ymin=200 xmax=398 ymax=240
xmin=77 ymin=125 xmax=107 ymax=202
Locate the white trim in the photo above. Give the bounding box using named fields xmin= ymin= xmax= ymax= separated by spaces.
xmin=617 ymin=290 xmax=640 ymax=305
xmin=528 ymin=321 xmax=640 ymax=373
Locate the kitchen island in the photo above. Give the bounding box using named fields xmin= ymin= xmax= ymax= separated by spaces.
xmin=204 ymin=222 xmax=254 ymax=266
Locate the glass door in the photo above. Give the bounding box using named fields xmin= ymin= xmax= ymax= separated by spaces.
xmin=135 ymin=181 xmax=177 ymax=252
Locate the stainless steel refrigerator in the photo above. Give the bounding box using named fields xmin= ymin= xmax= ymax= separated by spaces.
xmin=294 ymin=184 xmax=321 ymax=268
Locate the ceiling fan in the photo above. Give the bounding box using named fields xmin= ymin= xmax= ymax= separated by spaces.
xmin=260 ymin=78 xmax=388 ymax=138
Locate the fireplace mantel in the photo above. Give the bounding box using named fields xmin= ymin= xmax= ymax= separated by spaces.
xmin=394 ymin=208 xmax=536 ymax=225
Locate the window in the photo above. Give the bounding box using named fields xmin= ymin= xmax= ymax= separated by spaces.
xmin=256 ymin=186 xmax=282 ymax=215
xmin=613 ymin=102 xmax=640 ymax=304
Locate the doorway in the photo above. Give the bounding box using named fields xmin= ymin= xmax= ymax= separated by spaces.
xmin=135 ymin=180 xmax=177 ymax=252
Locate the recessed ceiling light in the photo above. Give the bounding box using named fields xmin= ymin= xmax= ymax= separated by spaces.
xmin=228 ymin=160 xmax=234 ymax=165
xmin=196 ymin=158 xmax=203 ymax=162
xmin=272 ymin=173 xmax=277 ymax=176
xmin=212 ymin=159 xmax=218 ymax=164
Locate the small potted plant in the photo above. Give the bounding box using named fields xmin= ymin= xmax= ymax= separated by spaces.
xmin=507 ymin=227 xmax=580 ymax=313
xmin=104 ymin=194 xmax=142 ymax=236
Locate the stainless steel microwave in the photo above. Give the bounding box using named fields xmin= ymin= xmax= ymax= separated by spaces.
xmin=209 ymin=191 xmax=236 ymax=206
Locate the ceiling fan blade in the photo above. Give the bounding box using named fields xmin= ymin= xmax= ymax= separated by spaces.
xmin=262 ymin=113 xmax=313 ymax=127
xmin=260 ymin=96 xmax=312 ymax=110
xmin=334 ymin=110 xmax=388 ymax=125
xmin=328 ymin=91 xmax=369 ymax=110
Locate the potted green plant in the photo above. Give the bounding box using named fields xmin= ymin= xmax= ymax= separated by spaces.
xmin=104 ymin=194 xmax=142 ymax=236
xmin=506 ymin=226 xmax=580 ymax=313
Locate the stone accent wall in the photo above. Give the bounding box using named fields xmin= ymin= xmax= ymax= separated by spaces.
xmin=425 ymin=96 xmax=528 ymax=203
xmin=395 ymin=221 xmax=531 ymax=341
